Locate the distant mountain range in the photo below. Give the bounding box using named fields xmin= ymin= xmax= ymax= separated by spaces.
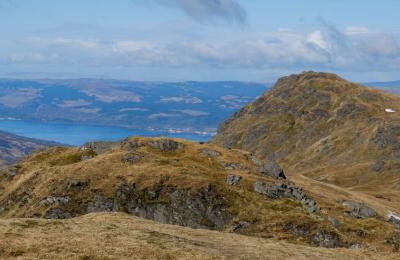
xmin=0 ymin=78 xmax=398 ymax=136
xmin=0 ymin=79 xmax=268 ymax=134
xmin=364 ymin=80 xmax=400 ymax=94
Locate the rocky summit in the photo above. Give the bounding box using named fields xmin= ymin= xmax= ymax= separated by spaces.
xmin=0 ymin=136 xmax=399 ymax=254
xmin=213 ymin=71 xmax=400 ymax=220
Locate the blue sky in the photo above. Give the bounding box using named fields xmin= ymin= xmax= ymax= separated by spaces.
xmin=0 ymin=0 xmax=399 ymax=82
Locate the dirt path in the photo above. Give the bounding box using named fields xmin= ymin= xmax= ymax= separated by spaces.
xmin=290 ymin=171 xmax=398 ymax=217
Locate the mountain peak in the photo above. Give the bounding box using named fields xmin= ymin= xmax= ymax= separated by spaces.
xmin=212 ymin=72 xmax=400 ymax=200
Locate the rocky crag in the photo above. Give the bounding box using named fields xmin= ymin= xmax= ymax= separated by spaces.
xmin=0 ymin=137 xmax=399 ymax=251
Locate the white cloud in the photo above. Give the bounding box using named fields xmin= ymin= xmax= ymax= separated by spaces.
xmin=175 ymin=109 xmax=209 ymax=116
xmin=112 ymin=40 xmax=154 ymax=53
xmin=307 ymin=30 xmax=329 ymax=50
xmin=28 ymin=37 xmax=99 ymax=50
xmin=345 ymin=26 xmax=370 ymax=35
xmin=148 ymin=113 xmax=180 ymax=119
xmin=4 ymin=21 xmax=400 ymax=74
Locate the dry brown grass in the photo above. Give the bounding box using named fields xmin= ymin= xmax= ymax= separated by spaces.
xmin=1 ymin=136 xmax=399 ymax=255
xmin=0 ymin=212 xmax=397 ymax=260
xmin=212 ymin=71 xmax=400 ymax=219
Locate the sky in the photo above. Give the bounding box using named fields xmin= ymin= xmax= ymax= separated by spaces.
xmin=0 ymin=0 xmax=399 ymax=82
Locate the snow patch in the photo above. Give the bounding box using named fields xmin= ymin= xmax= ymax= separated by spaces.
xmin=385 ymin=108 xmax=395 ymax=113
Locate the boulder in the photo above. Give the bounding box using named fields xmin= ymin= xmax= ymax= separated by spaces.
xmin=80 ymin=141 xmax=119 ymax=154
xmin=148 ymin=139 xmax=185 ymax=152
xmin=231 ymin=221 xmax=251 ymax=231
xmin=200 ymin=148 xmax=221 ymax=157
xmin=220 ymin=161 xmax=246 ymax=170
xmin=311 ymin=230 xmax=342 ymax=248
xmin=41 ymin=196 xmax=70 ymax=206
xmin=226 ymin=175 xmax=241 ymax=185
xmin=67 ymin=180 xmax=88 ymax=190
xmin=259 ymin=161 xmax=286 ymax=179
xmin=388 ymin=212 xmax=400 ymax=228
xmin=328 ymin=216 xmax=341 ymax=228
xmin=45 ymin=208 xmax=71 ymax=219
xmin=342 ymin=201 xmax=377 ymax=218
xmin=122 ymin=152 xmax=143 ymax=164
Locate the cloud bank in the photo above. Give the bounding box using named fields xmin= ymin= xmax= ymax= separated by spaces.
xmin=2 ymin=19 xmax=399 ymax=80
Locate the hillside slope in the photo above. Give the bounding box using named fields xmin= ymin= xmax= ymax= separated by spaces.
xmin=0 ymin=136 xmax=399 ymax=254
xmin=212 ymin=71 xmax=400 ymax=216
xmin=0 ymin=212 xmax=397 ymax=260
xmin=0 ymin=130 xmax=57 ymax=166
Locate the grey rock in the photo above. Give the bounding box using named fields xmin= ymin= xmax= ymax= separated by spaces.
xmin=41 ymin=196 xmax=70 ymax=206
xmin=148 ymin=139 xmax=185 ymax=152
xmin=311 ymin=230 xmax=342 ymax=248
xmin=67 ymin=180 xmax=88 ymax=190
xmin=231 ymin=221 xmax=251 ymax=231
xmin=80 ymin=141 xmax=119 ymax=154
xmin=220 ymin=161 xmax=245 ymax=170
xmin=371 ymin=160 xmax=385 ymax=172
xmin=388 ymin=212 xmax=400 ymax=228
xmin=87 ymin=194 xmax=115 ymax=213
xmin=145 ymin=190 xmax=159 ymax=200
xmin=85 ymin=183 xmax=233 ymax=231
xmin=254 ymin=181 xmax=319 ymax=213
xmin=120 ymin=138 xmax=145 ymax=151
xmin=283 ymin=223 xmax=310 ymax=236
xmin=0 ymin=206 xmax=4 ymax=214
xmin=45 ymin=208 xmax=71 ymax=219
xmin=200 ymin=148 xmax=221 ymax=157
xmin=342 ymin=201 xmax=377 ymax=218
xmin=328 ymin=216 xmax=341 ymax=228
xmin=260 ymin=161 xmax=286 ymax=179
xmin=302 ymin=197 xmax=319 ymax=214
xmin=349 ymin=243 xmax=363 ymax=249
xmin=122 ymin=152 xmax=143 ymax=164
xmin=226 ymin=174 xmax=241 ymax=185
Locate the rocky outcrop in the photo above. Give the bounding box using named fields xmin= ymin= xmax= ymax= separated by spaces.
xmin=148 ymin=139 xmax=185 ymax=152
xmin=86 ymin=184 xmax=233 ymax=230
xmin=283 ymin=223 xmax=342 ymax=248
xmin=80 ymin=141 xmax=119 ymax=154
xmin=226 ymin=175 xmax=241 ymax=185
xmin=342 ymin=201 xmax=377 ymax=218
xmin=121 ymin=152 xmax=143 ymax=164
xmin=254 ymin=181 xmax=319 ymax=213
xmin=311 ymin=230 xmax=342 ymax=248
xmin=200 ymin=148 xmax=221 ymax=157
xmin=259 ymin=160 xmax=286 ymax=179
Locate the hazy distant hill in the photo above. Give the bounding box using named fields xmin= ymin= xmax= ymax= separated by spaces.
xmin=364 ymin=80 xmax=400 ymax=94
xmin=0 ymin=130 xmax=58 ymax=166
xmin=0 ymin=79 xmax=267 ymax=134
